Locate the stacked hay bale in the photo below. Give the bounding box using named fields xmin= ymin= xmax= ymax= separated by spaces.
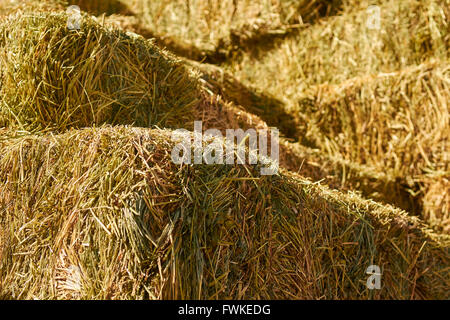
xmin=0 ymin=6 xmax=448 ymax=300
xmin=0 ymin=0 xmax=64 ymax=18
xmin=120 ymin=0 xmax=350 ymax=61
xmin=296 ymin=60 xmax=450 ymax=231
xmin=227 ymin=0 xmax=450 ymax=96
xmin=220 ymin=0 xmax=450 ymax=232
xmin=190 ymin=62 xmax=421 ymax=214
xmin=0 ymin=13 xmax=200 ymax=133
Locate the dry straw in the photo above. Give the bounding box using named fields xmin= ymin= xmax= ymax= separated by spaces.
xmin=218 ymin=0 xmax=449 ymax=231
xmin=296 ymin=60 xmax=450 ymax=231
xmin=120 ymin=0 xmax=349 ymax=61
xmin=0 ymin=0 xmax=65 ymax=18
xmin=191 ymin=65 xmax=421 ymax=215
xmin=227 ymin=0 xmax=449 ymax=95
xmin=66 ymin=0 xmax=132 ymax=16
xmin=0 ymin=12 xmax=200 ymax=134
xmin=0 ymin=127 xmax=448 ymax=299
xmin=0 ymin=0 xmax=448 ymax=300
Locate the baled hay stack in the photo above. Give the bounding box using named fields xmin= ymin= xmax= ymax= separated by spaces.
xmin=66 ymin=0 xmax=133 ymax=16
xmin=103 ymin=14 xmax=225 ymax=63
xmin=0 ymin=7 xmax=414 ymax=222
xmin=421 ymin=176 xmax=449 ymax=233
xmin=228 ymin=0 xmax=449 ymax=98
xmin=125 ymin=0 xmax=347 ymax=58
xmin=279 ymin=140 xmax=419 ymax=214
xmin=297 ymin=60 xmax=450 ymax=231
xmin=0 ymin=12 xmax=200 ymax=134
xmin=0 ymin=0 xmax=64 ymax=18
xmin=0 ymin=127 xmax=448 ymax=299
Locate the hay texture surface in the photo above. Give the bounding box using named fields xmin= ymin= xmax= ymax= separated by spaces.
xmin=0 ymin=127 xmax=448 ymax=299
xmin=0 ymin=13 xmax=199 ymax=133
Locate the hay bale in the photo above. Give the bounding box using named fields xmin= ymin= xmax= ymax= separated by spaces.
xmin=421 ymin=177 xmax=450 ymax=233
xmin=123 ymin=0 xmax=349 ymax=61
xmin=279 ymin=140 xmax=420 ymax=213
xmin=0 ymin=127 xmax=448 ymax=299
xmin=67 ymin=0 xmax=133 ymax=16
xmin=217 ymin=0 xmax=449 ymax=231
xmin=228 ymin=0 xmax=449 ymax=96
xmin=189 ymin=60 xmax=301 ymax=138
xmin=0 ymin=12 xmax=200 ymax=133
xmin=0 ymin=0 xmax=64 ymax=18
xmin=295 ymin=60 xmax=450 ymax=230
xmin=189 ymin=61 xmax=421 ymax=214
xmin=0 ymin=0 xmax=447 ymax=300
xmin=0 ymin=7 xmax=417 ymax=222
xmin=103 ymin=14 xmax=230 ymax=64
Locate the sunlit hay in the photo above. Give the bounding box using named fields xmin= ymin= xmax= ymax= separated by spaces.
xmin=0 ymin=127 xmax=181 ymax=299
xmin=295 ymin=60 xmax=449 ymax=229
xmin=0 ymin=6 xmax=421 ymax=223
xmin=227 ymin=0 xmax=449 ymax=99
xmin=190 ymin=61 xmax=420 ymax=214
xmin=103 ymin=14 xmax=223 ymax=63
xmin=0 ymin=12 xmax=200 ymax=134
xmin=128 ymin=0 xmax=288 ymax=51
xmin=0 ymin=0 xmax=64 ymax=19
xmin=55 ymin=249 xmax=83 ymax=299
xmin=0 ymin=127 xmax=448 ymax=299
xmin=215 ymin=0 xmax=449 ymax=231
xmin=297 ymin=60 xmax=449 ymax=169
xmin=0 ymin=0 xmax=448 ymax=300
